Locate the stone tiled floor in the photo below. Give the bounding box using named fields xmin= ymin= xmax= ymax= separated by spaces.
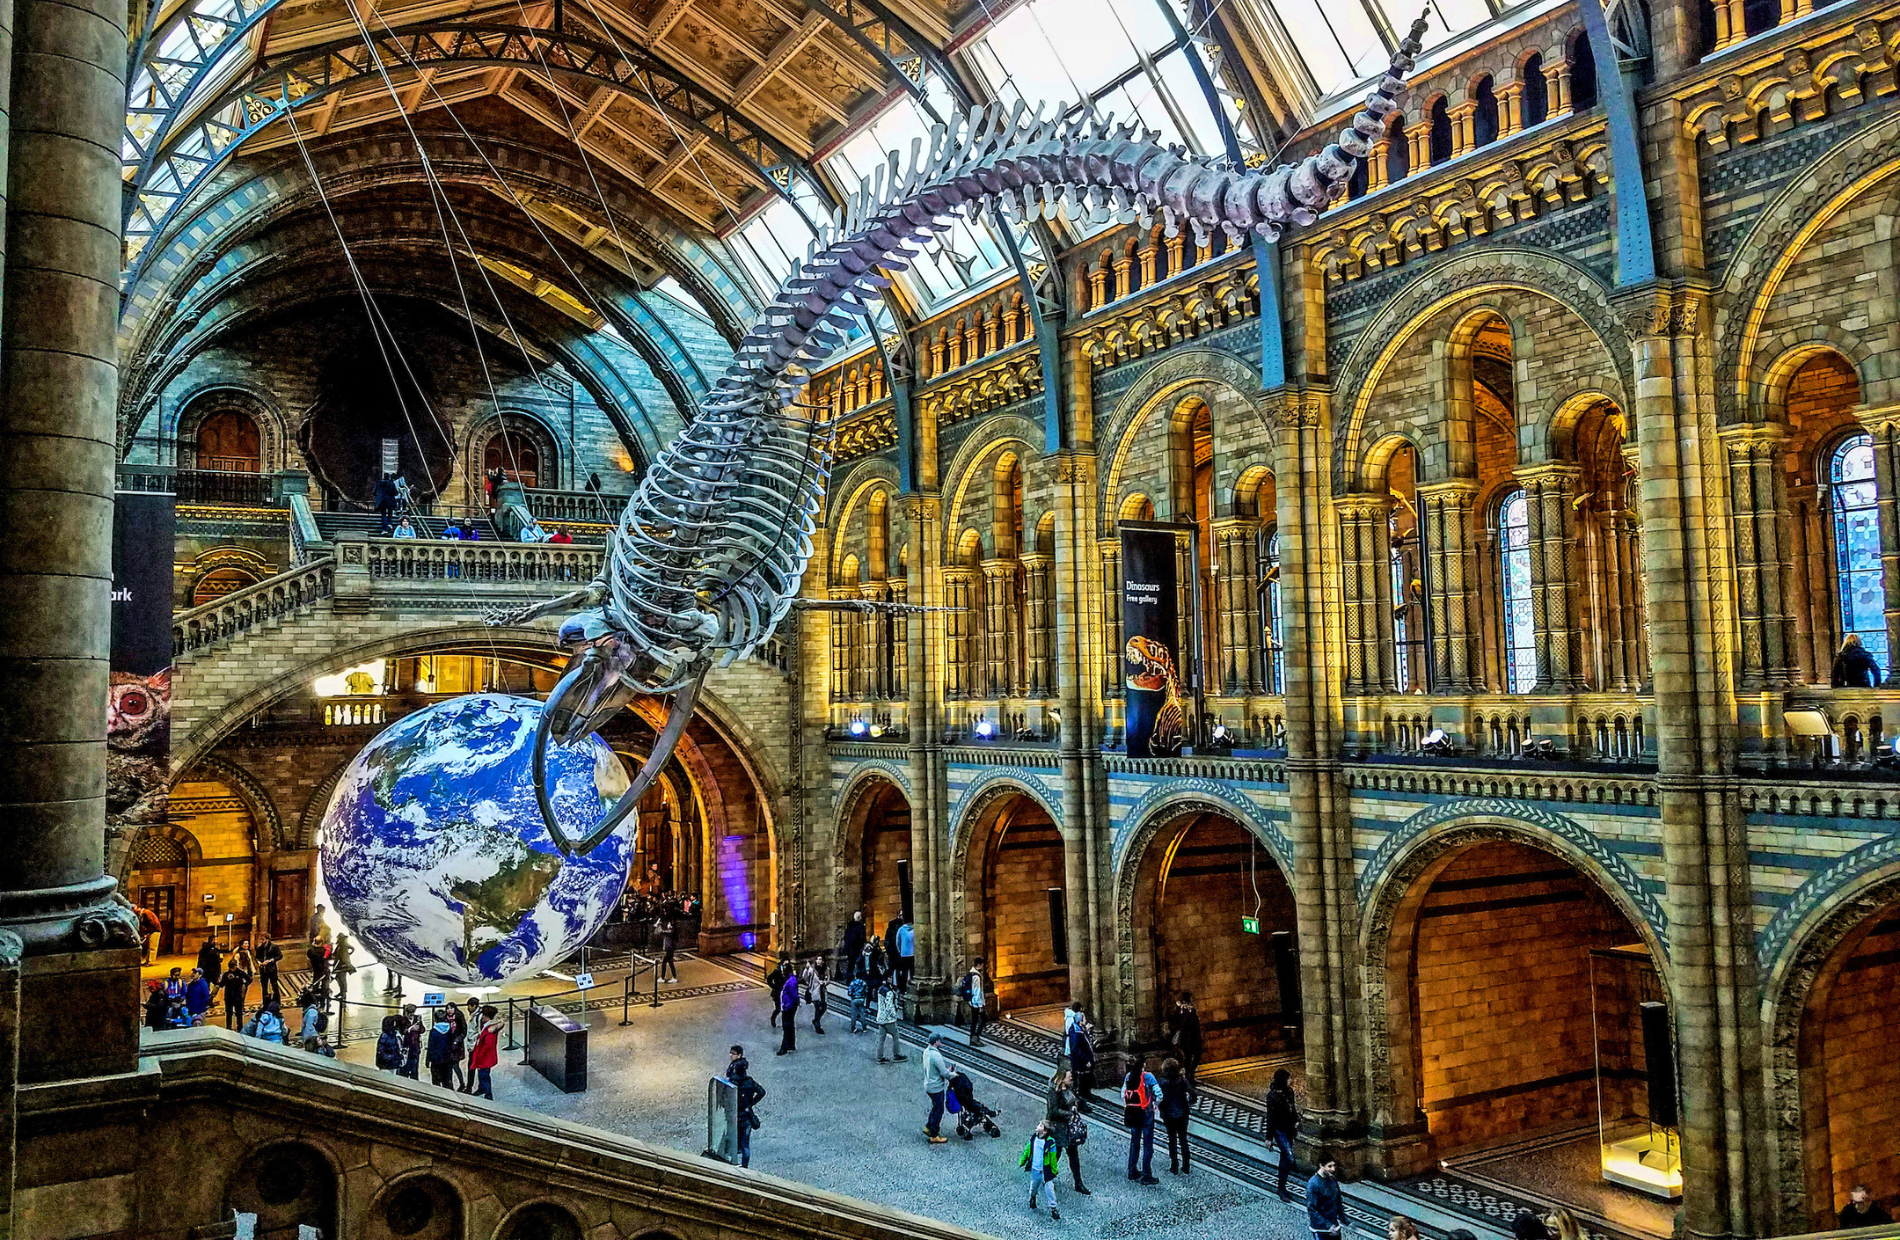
xmin=336 ymin=969 xmax=1325 ymax=1240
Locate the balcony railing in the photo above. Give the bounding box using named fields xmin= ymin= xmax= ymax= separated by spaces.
xmin=524 ymin=487 xmax=627 ymax=524
xmin=173 ymin=557 xmax=336 ymax=656
xmin=117 ymin=464 xmax=282 ymax=506
xmin=357 ymin=539 xmax=603 ymax=584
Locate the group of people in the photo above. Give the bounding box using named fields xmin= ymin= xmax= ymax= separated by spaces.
xmin=139 ymin=930 xmax=306 ymax=1035
xmin=374 ymin=1001 xmax=504 ymax=1099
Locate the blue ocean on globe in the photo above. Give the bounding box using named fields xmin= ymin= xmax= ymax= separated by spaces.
xmin=317 ymin=693 xmax=634 ymax=987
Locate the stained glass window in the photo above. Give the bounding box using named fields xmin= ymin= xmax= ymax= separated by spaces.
xmin=1499 ymin=489 xmax=1536 ymax=693
xmin=1265 ymin=530 xmax=1283 ymax=694
xmin=1832 ymin=434 xmax=1889 ymax=669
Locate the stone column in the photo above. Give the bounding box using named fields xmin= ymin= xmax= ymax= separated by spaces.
xmin=1212 ymin=518 xmax=1257 ymax=696
xmin=1052 ymin=450 xmax=1110 ymax=1022
xmin=1517 ymin=464 xmax=1584 ymax=691
xmin=1418 ymin=482 xmax=1477 ymax=693
xmin=1721 ymin=428 xmax=1794 ymax=689
xmin=860 ymin=582 xmax=887 ymax=701
xmin=901 ymin=493 xmax=953 ymax=1020
xmin=1785 ymin=484 xmax=1820 ymax=683
xmin=1099 ymin=539 xmax=1122 ymax=742
xmin=980 ymin=559 xmax=1016 ymax=700
xmin=828 ymin=586 xmax=853 ymax=707
xmin=1022 ymin=552 xmax=1054 ymax=699
xmin=1865 ymin=417 xmax=1900 ymax=678
xmin=1620 ymin=286 xmax=1769 ymax=1240
xmin=1336 ymin=497 xmax=1391 ymax=695
xmin=0 ymin=0 xmax=142 ymax=1084
xmin=942 ymin=567 xmax=978 ymax=704
xmin=1711 ymin=0 xmax=1746 ymax=49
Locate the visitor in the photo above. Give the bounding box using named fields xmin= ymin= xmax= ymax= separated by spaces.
xmin=1044 ymin=1066 xmax=1092 ymax=1195
xmin=1548 ymin=1208 xmax=1585 ymax=1240
xmin=392 ymin=516 xmax=417 ymax=538
xmin=195 ymin=935 xmax=224 ymax=991
xmin=485 ymin=465 xmax=506 ymax=509
xmin=256 ymin=937 xmax=283 ymax=1005
xmin=1066 ymin=1003 xmax=1098 ymax=1104
xmin=1832 ymin=634 xmax=1883 ymax=688
xmin=958 ymin=962 xmax=988 ymax=1047
xmin=298 ymin=988 xmax=326 ymax=1053
xmin=459 ymin=521 xmax=480 ymax=541
xmin=305 ymin=938 xmax=330 ymax=998
xmin=221 ymin=951 xmax=251 ymax=1031
xmin=518 ymin=521 xmax=550 ymax=543
xmin=166 ymin=996 xmax=191 ymax=1029
xmin=658 ymin=917 xmax=679 ymax=983
xmin=1022 ymin=1119 xmax=1061 ymax=1219
xmin=922 ymin=1032 xmax=951 ymax=1143
xmin=184 ymin=967 xmax=212 ymax=1023
xmin=1167 ymin=992 xmax=1203 ymax=1097
xmin=1267 ymin=1066 xmax=1301 ymax=1199
xmin=447 ymin=1004 xmax=469 ymax=1090
xmin=1510 ymin=1211 xmax=1550 ymax=1240
xmin=308 ymin=904 xmax=330 ymax=945
xmin=469 ymin=1005 xmax=502 ymax=1099
xmin=894 ymin=919 xmax=915 ymax=992
xmin=1840 ymin=1186 xmax=1893 ymax=1228
xmin=547 ymin=528 xmax=573 ymax=545
xmin=331 ymin=932 xmax=357 ymax=994
xmin=440 ymin=519 xmax=464 ymax=541
xmin=163 ymin=966 xmax=185 ymax=1002
xmin=1122 ymin=1054 xmax=1159 ymax=1184
xmin=426 ymin=1007 xmax=456 ymax=1087
xmin=1307 ymin=1152 xmax=1342 ymax=1240
xmin=399 ymin=1004 xmax=423 ymax=1079
xmin=874 ymin=981 xmax=906 ymax=1063
xmin=842 ymin=910 xmax=866 ymax=969
xmin=144 ymin=982 xmax=170 ymax=1032
xmin=726 ymin=1046 xmax=765 ymax=1169
xmin=1391 ymin=1215 xmax=1422 ymax=1240
xmin=803 ymin=957 xmax=828 ymax=1034
xmin=860 ymin=936 xmax=884 ymax=990
xmin=777 ymin=960 xmax=800 ymax=1055
xmin=1159 ymin=1058 xmax=1192 ymax=1174
xmin=766 ymin=954 xmax=791 ymax=1029
xmin=375 ymin=473 xmax=398 ymax=534
xmin=376 ymin=1015 xmax=405 ymax=1071
xmin=136 ymin=904 xmax=161 ymax=965
xmin=847 ymin=969 xmax=868 ymax=1034
xmin=462 ymin=997 xmax=484 ymax=1092
xmin=243 ymin=999 xmax=287 ymax=1044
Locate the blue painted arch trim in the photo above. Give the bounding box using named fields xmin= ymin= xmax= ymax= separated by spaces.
xmin=1111 ymin=777 xmax=1293 ymax=879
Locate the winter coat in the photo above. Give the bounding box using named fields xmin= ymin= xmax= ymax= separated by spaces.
xmin=469 ymin=1020 xmax=502 ymax=1070
xmin=875 ymin=987 xmax=899 ymax=1025
xmin=923 ymin=1044 xmax=952 ymax=1094
xmin=1159 ymin=1074 xmax=1192 ymax=1120
xmin=1266 ymin=1082 xmax=1300 ymax=1138
xmin=426 ymin=1021 xmax=454 ymax=1065
xmin=780 ymin=972 xmax=800 ymax=1012
xmin=1306 ymin=1172 xmax=1342 ymax=1233
xmin=185 ymin=978 xmax=212 ymax=1015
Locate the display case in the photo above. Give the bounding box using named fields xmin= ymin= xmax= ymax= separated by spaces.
xmin=1590 ymin=945 xmax=1682 ymax=1199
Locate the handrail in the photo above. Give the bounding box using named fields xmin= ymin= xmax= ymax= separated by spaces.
xmin=354 ymin=537 xmax=602 ymax=584
xmin=289 ymin=492 xmax=326 ymax=565
xmin=173 ymin=556 xmax=337 ymax=657
xmin=524 ymin=487 xmax=627 ymax=524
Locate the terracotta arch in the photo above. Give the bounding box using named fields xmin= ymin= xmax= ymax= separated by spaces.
xmin=950 ymin=778 xmax=1068 ymax=1007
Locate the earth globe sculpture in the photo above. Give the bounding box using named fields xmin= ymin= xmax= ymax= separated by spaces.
xmin=317 ymin=693 xmax=634 ymax=988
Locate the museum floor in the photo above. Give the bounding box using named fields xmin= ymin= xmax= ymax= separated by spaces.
xmin=127 ymin=949 xmax=1670 ymax=1240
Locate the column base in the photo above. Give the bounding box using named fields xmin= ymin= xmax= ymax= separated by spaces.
xmin=697 ymin=923 xmax=772 ymax=956
xmin=20 ymin=948 xmax=140 ymax=1084
xmin=906 ymin=976 xmax=956 ymax=1024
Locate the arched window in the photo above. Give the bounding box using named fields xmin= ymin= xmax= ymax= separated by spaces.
xmin=1499 ymin=489 xmax=1537 ymax=693
xmin=1832 ymin=434 xmax=1889 ymax=668
xmin=196 ymin=410 xmax=261 ymax=472
xmin=1428 ymin=97 xmax=1453 ymax=165
xmin=1521 ymin=55 xmax=1549 ymax=127
xmin=1473 ymin=77 xmax=1499 ymax=147
xmin=1385 ymin=118 xmax=1410 ymax=184
xmin=1264 ymin=530 xmax=1284 ymax=695
xmin=1568 ymin=32 xmax=1599 ymax=111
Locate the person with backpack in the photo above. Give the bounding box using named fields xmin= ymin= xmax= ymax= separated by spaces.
xmin=777 ymin=963 xmax=800 ymax=1055
xmin=1022 ymin=1120 xmax=1062 ymax=1219
xmin=1266 ymin=1066 xmax=1301 ymax=1199
xmin=803 ymin=957 xmax=828 ymax=1034
xmin=726 ymin=1046 xmax=765 ymax=1168
xmin=1159 ymin=1058 xmax=1192 ymax=1174
xmin=847 ymin=969 xmax=869 ymax=1034
xmin=425 ymin=1008 xmax=457 ymax=1086
xmin=375 ymin=1015 xmax=405 ymax=1071
xmin=243 ymin=999 xmax=287 ymax=1044
xmin=469 ymin=1005 xmax=502 ymax=1099
xmin=298 ymin=988 xmax=326 ymax=1053
xmin=658 ymin=917 xmax=679 ymax=983
xmin=957 ymin=963 xmax=989 ymax=1047
xmin=874 ymin=981 xmax=907 ymax=1063
xmin=1123 ymin=1053 xmax=1160 ymax=1184
xmin=766 ymin=954 xmax=791 ymax=1028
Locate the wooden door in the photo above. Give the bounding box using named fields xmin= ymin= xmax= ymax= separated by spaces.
xmin=269 ymin=871 xmax=307 ymax=942
xmin=139 ymin=885 xmax=177 ymax=956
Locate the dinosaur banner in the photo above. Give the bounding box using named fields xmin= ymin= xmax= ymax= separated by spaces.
xmin=108 ymin=488 xmax=176 ymax=828
xmin=1121 ymin=527 xmax=1184 ymax=759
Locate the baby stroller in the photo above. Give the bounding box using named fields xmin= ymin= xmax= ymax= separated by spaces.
xmin=947 ymin=1070 xmax=1002 ymax=1140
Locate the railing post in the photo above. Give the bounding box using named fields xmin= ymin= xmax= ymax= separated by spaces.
xmin=620 ymin=975 xmax=632 ymax=1026
xmin=334 ymin=536 xmax=371 ymax=613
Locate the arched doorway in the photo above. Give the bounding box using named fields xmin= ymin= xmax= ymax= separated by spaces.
xmin=484 ymin=430 xmax=542 ymax=488
xmin=225 ymin=1143 xmax=337 ymax=1240
xmin=1375 ymin=838 xmax=1674 ymax=1225
xmin=1128 ymin=810 xmax=1298 ymax=1068
xmin=960 ymin=790 xmax=1069 ymax=1014
xmin=852 ymin=779 xmax=912 ymax=940
xmin=196 ymin=409 xmax=262 ymax=472
xmin=1785 ymin=891 xmax=1900 ymax=1229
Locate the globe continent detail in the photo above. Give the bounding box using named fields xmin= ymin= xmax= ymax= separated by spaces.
xmin=318 ymin=693 xmax=633 ymax=987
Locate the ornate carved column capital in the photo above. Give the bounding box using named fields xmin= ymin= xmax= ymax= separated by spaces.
xmin=1333 ymin=492 xmax=1391 ymax=521
xmin=1415 ymin=479 xmax=1480 ymax=503
xmin=1852 ymin=401 xmax=1900 ymax=436
xmin=1610 ymin=282 xmax=1711 ymax=342
xmin=1512 ymin=462 xmax=1584 ymax=490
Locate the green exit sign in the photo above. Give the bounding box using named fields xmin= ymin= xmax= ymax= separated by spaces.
xmin=1240 ymin=917 xmax=1260 ymax=934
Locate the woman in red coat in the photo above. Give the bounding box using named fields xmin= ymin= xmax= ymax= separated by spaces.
xmin=468 ymin=1005 xmax=503 ymax=1100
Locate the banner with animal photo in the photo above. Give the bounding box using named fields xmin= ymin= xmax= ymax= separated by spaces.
xmin=1120 ymin=526 xmax=1184 ymax=759
xmin=109 ymin=489 xmax=176 ymax=827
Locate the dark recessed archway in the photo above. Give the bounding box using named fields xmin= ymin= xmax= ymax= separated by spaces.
xmin=298 ymin=300 xmax=455 ymax=504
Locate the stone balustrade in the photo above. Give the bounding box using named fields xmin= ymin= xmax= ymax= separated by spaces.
xmin=346 ymin=536 xmax=603 ymax=585
xmin=524 ymin=486 xmax=627 ymax=524
xmin=172 ymin=556 xmax=336 ymax=657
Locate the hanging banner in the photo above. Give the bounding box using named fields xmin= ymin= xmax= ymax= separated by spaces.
xmin=109 ymin=489 xmax=176 ymax=828
xmin=1120 ymin=527 xmax=1184 ymax=758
